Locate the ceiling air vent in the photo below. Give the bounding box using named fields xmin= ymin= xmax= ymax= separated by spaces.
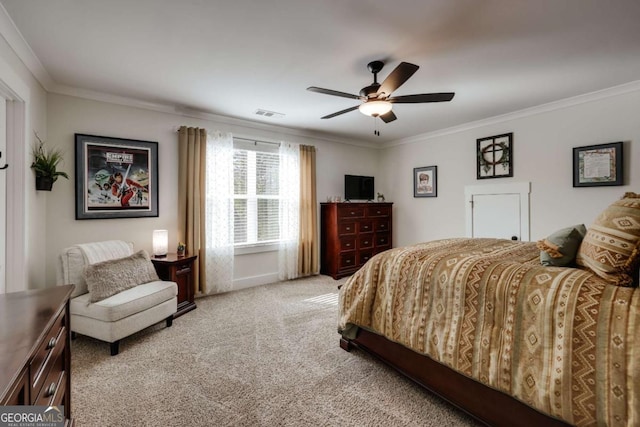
xmin=255 ymin=109 xmax=285 ymax=119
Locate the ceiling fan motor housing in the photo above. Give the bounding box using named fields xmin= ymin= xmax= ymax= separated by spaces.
xmin=360 ymin=83 xmax=380 ymax=98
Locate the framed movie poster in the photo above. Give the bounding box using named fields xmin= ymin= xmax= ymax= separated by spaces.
xmin=75 ymin=134 xmax=159 ymax=219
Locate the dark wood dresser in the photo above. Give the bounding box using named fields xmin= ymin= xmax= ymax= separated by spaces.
xmin=0 ymin=285 xmax=74 ymax=423
xmin=321 ymin=202 xmax=393 ymax=279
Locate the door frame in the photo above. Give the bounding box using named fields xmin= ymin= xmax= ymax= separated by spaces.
xmin=464 ymin=181 xmax=530 ymax=241
xmin=0 ymin=55 xmax=29 ymax=293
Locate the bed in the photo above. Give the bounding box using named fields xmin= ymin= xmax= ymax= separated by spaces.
xmin=338 ymin=194 xmax=640 ymax=427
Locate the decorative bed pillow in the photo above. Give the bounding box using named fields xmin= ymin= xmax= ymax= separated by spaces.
xmin=537 ymin=224 xmax=587 ymax=267
xmin=84 ymin=250 xmax=160 ymax=302
xmin=576 ymin=192 xmax=640 ymax=287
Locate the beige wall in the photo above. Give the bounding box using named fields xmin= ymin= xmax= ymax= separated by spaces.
xmin=8 ymin=40 xmax=639 ymax=291
xmin=45 ymin=93 xmax=381 ymax=288
xmin=381 ymin=88 xmax=640 ymax=247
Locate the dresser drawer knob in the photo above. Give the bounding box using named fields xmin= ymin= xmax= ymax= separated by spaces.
xmin=364 ymin=241 xmax=369 ymax=245
xmin=376 ymin=210 xmax=381 ymax=214
xmin=346 ymin=260 xmax=351 ymax=264
xmin=47 ymin=337 xmax=57 ymax=349
xmin=350 ymin=211 xmax=355 ymax=215
xmin=346 ymin=227 xmax=351 ymax=231
xmin=45 ymin=382 xmax=57 ymax=397
xmin=346 ymin=243 xmax=351 ymax=247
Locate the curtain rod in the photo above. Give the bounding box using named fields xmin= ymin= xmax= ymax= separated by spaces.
xmin=176 ymin=127 xmax=282 ymax=146
xmin=234 ymin=137 xmax=280 ymax=147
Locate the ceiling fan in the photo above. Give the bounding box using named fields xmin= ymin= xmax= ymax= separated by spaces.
xmin=307 ymin=60 xmax=455 ymax=124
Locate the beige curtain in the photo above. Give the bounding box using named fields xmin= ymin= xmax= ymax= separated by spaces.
xmin=178 ymin=126 xmax=207 ymax=294
xmin=298 ymin=145 xmax=318 ymax=276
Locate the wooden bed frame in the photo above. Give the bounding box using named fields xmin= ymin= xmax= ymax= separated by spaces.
xmin=341 ymin=329 xmax=571 ymax=427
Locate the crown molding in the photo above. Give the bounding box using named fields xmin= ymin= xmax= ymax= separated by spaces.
xmin=5 ymin=3 xmax=639 ymax=151
xmin=0 ymin=4 xmax=374 ymax=149
xmin=52 ymin=84 xmax=374 ymax=148
xmin=383 ymin=80 xmax=640 ymax=148
xmin=0 ymin=3 xmax=55 ymax=90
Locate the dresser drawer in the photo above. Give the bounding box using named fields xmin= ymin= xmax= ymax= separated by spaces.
xmin=31 ymin=324 xmax=66 ymax=405
xmin=33 ymin=354 xmax=65 ymax=407
xmin=338 ymin=206 xmax=365 ymax=219
xmin=367 ymin=205 xmax=391 ymax=217
xmin=359 ymin=251 xmax=374 ymax=265
xmin=375 ymin=219 xmax=390 ymax=232
xmin=375 ymin=233 xmax=391 ymax=248
xmin=340 ymin=236 xmax=356 ymax=252
xmin=358 ymin=235 xmax=374 ymax=249
xmin=31 ymin=311 xmax=65 ymax=397
xmin=359 ymin=220 xmax=373 ymax=234
xmin=338 ymin=222 xmax=357 ymax=235
xmin=339 ymin=253 xmax=357 ymax=269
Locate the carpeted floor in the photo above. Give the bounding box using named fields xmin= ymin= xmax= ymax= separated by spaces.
xmin=71 ymin=275 xmax=481 ymax=426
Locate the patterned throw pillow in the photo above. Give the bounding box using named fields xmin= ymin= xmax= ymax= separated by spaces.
xmin=84 ymin=250 xmax=160 ymax=302
xmin=537 ymin=224 xmax=587 ymax=267
xmin=576 ymin=192 xmax=640 ymax=287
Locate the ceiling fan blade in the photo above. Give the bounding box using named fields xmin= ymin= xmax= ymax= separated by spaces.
xmin=389 ymin=92 xmax=455 ymax=103
xmin=380 ymin=110 xmax=397 ymax=123
xmin=321 ymin=105 xmax=359 ymax=119
xmin=307 ymin=86 xmax=362 ymax=100
xmin=377 ymin=62 xmax=419 ymax=97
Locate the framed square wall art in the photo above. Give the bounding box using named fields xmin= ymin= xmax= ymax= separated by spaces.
xmin=414 ymin=166 xmax=437 ymax=197
xmin=573 ymin=141 xmax=623 ymax=187
xmin=477 ymin=132 xmax=513 ymax=179
xmin=75 ymin=134 xmax=159 ymax=219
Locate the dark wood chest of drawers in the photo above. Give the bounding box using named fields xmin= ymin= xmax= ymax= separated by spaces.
xmin=321 ymin=202 xmax=393 ymax=279
xmin=0 ymin=285 xmax=74 ymax=424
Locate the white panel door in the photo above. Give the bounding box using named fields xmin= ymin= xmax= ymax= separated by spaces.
xmin=471 ymin=193 xmax=521 ymax=240
xmin=465 ymin=182 xmax=530 ymax=241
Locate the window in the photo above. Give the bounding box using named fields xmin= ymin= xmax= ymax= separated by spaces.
xmin=233 ymin=144 xmax=280 ymax=245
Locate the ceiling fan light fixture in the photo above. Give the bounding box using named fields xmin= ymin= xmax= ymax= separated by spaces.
xmin=358 ymin=100 xmax=392 ymax=117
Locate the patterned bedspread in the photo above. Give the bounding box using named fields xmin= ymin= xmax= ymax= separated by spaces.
xmin=338 ymin=238 xmax=640 ymax=427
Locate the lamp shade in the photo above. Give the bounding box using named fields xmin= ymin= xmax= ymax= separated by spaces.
xmin=358 ymin=100 xmax=392 ymax=117
xmin=152 ymin=229 xmax=168 ymax=257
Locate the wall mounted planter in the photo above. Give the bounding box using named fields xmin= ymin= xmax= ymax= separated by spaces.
xmin=35 ymin=176 xmax=54 ymax=191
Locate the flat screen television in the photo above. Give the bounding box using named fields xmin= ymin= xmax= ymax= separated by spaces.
xmin=345 ymin=175 xmax=374 ymax=201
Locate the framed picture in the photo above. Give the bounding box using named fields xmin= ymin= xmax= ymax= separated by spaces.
xmin=477 ymin=132 xmax=513 ymax=179
xmin=414 ymin=166 xmax=437 ymax=197
xmin=573 ymin=141 xmax=623 ymax=187
xmin=75 ymin=134 xmax=159 ymax=219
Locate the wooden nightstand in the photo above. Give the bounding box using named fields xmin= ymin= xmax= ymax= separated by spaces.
xmin=151 ymin=254 xmax=197 ymax=318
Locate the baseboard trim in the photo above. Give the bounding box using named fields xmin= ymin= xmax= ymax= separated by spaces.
xmin=233 ymin=273 xmax=279 ymax=290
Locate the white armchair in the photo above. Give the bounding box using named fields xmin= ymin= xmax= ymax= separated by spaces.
xmin=57 ymin=240 xmax=177 ymax=355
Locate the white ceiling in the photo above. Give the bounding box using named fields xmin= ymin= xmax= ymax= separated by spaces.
xmin=2 ymin=0 xmax=640 ymax=146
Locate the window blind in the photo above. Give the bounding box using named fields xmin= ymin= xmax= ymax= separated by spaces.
xmin=233 ymin=148 xmax=280 ymax=245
